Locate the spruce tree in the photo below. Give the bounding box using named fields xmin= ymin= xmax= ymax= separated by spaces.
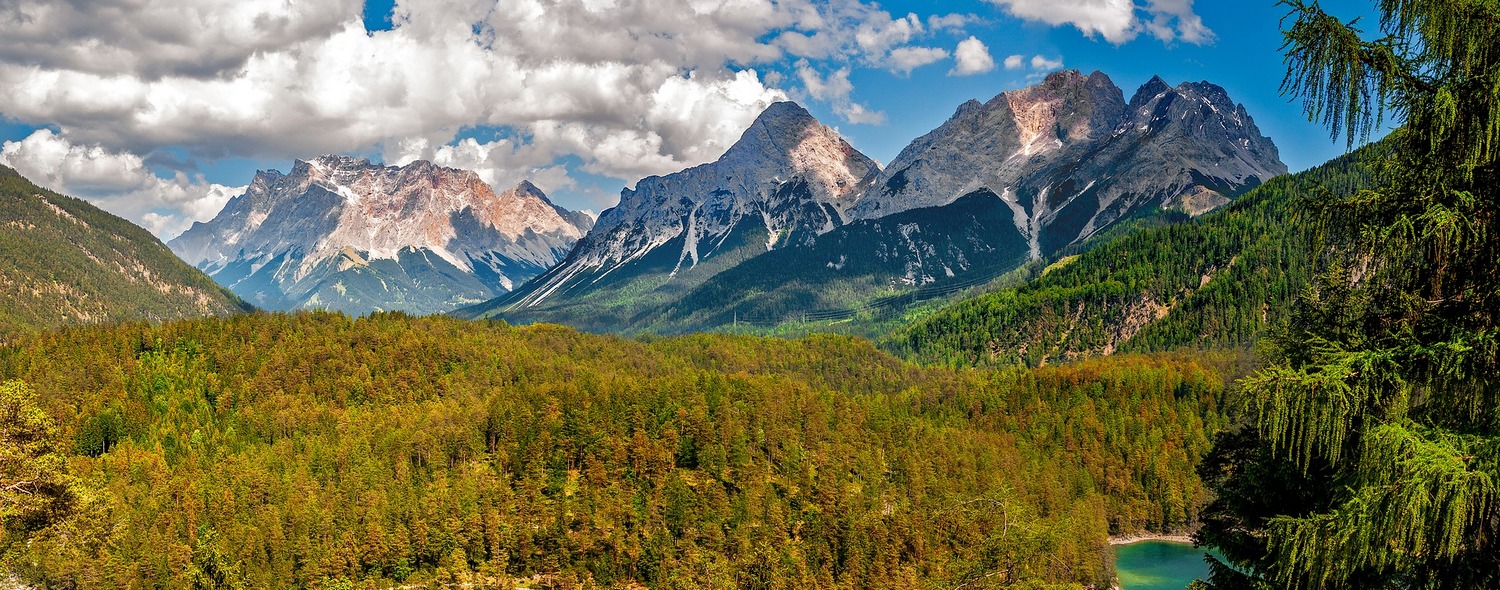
xmin=1196 ymin=1 xmax=1500 ymax=588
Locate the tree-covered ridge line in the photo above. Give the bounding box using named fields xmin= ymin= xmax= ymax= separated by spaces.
xmin=889 ymin=148 xmax=1374 ymax=368
xmin=0 ymin=165 xmax=251 ymax=341
xmin=2 ymin=312 xmax=1227 ymax=589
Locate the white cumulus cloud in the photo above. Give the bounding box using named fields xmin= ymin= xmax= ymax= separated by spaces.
xmin=927 ymin=14 xmax=976 ymax=32
xmin=951 ymin=37 xmax=997 ymax=76
xmin=888 ymin=46 xmax=950 ymax=76
xmin=984 ymin=0 xmax=1212 ymax=45
xmin=0 ymin=130 xmax=243 ymax=238
xmin=797 ymin=63 xmax=886 ymax=125
xmin=1031 ymin=55 xmax=1065 ymax=71
xmin=1143 ymin=0 xmax=1215 ymax=44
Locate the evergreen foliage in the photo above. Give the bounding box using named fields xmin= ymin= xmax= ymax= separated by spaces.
xmin=0 ymin=380 xmax=74 ymax=535
xmin=0 ymin=313 xmax=1226 ymax=589
xmin=1195 ymin=1 xmax=1500 ymax=588
xmin=0 ymin=165 xmax=251 ymax=341
xmin=889 ymin=152 xmax=1372 ymax=367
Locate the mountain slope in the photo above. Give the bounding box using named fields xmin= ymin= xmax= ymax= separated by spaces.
xmin=460 ymin=101 xmax=878 ymax=327
xmin=469 ymin=72 xmax=1284 ymax=333
xmin=651 ymin=71 xmax=1286 ymax=332
xmin=659 ymin=189 xmax=1033 ymax=328
xmin=0 ymin=164 xmax=250 ymax=339
xmin=169 ymin=156 xmax=592 ymax=315
xmin=889 ymin=147 xmax=1374 ymax=366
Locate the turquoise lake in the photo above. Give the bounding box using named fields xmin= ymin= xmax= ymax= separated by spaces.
xmin=1113 ymin=540 xmax=1217 ymax=590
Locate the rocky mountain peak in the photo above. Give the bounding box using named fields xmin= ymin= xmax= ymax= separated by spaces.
xmin=847 ymin=70 xmax=1285 ymax=263
xmin=511 ymin=179 xmax=548 ymax=200
xmin=168 ymin=157 xmax=593 ymax=314
xmin=1127 ymin=79 xmax=1242 ymax=122
xmin=719 ymin=101 xmax=816 ymax=160
xmin=951 ymin=98 xmax=985 ymax=120
xmin=718 ymin=101 xmax=875 ymax=201
xmin=1002 ymin=69 xmax=1126 ymax=148
xmin=755 ymin=100 xmax=818 ymax=127
xmin=497 ymin=100 xmax=879 ymax=309
xmin=1130 ymin=75 xmax=1173 ymax=109
xmin=850 ymin=70 xmax=1128 ymax=220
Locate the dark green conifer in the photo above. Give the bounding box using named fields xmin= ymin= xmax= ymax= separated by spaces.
xmin=1197 ymin=1 xmax=1500 ymax=587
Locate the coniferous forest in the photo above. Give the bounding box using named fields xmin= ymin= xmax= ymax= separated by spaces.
xmin=1 ymin=1 xmax=1498 ymax=589
xmin=2 ymin=313 xmax=1225 ymax=588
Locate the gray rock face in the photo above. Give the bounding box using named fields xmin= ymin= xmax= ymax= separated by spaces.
xmin=168 ymin=156 xmax=593 ymax=315
xmin=503 ymin=101 xmax=879 ymax=309
xmin=852 ymin=70 xmax=1127 ymax=221
xmin=853 ymin=70 xmax=1285 ymax=258
xmin=467 ymin=73 xmax=1285 ymax=329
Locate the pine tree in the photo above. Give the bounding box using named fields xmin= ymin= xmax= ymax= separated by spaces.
xmin=1197 ymin=1 xmax=1500 ymax=588
xmin=0 ymin=380 xmax=72 ymax=536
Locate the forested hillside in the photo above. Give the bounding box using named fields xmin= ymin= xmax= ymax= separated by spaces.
xmin=891 ymin=150 xmax=1373 ymax=367
xmin=1 ymin=313 xmax=1227 ymax=589
xmin=0 ymin=165 xmax=250 ymax=340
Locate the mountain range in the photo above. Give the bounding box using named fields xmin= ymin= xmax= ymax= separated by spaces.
xmin=0 ymin=69 xmax=1287 ymax=341
xmin=168 ymin=156 xmax=593 ymax=315
xmin=0 ymin=70 xmax=1342 ymax=589
xmin=461 ymin=70 xmax=1285 ymax=331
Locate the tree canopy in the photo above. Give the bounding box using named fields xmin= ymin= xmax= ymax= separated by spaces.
xmin=1196 ymin=1 xmax=1500 ymax=588
xmin=1 ymin=312 xmax=1230 ymax=589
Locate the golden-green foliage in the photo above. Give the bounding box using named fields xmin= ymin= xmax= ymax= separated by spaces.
xmin=0 ymin=312 xmax=1226 ymax=589
xmin=0 ymin=165 xmax=250 ymax=341
xmin=892 ymin=152 xmax=1373 ymax=368
xmin=0 ymin=380 xmax=74 ymax=534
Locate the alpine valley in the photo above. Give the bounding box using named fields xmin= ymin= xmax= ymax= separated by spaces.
xmin=168 ymin=156 xmax=594 ymax=315
xmin=5 ymin=2 xmax=1494 ymax=588
xmin=459 ymin=71 xmax=1285 ymax=331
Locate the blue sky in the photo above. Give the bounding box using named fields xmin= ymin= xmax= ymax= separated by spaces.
xmin=842 ymin=1 xmax=1375 ymax=170
xmin=0 ymin=0 xmax=1381 ymax=237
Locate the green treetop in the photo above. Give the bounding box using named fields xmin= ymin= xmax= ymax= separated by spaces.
xmin=1196 ymin=1 xmax=1500 ymax=588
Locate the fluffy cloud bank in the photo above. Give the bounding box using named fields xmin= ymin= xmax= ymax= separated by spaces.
xmin=985 ymin=0 xmax=1212 ymax=45
xmin=0 ymin=0 xmax=1210 ymax=237
xmin=0 ymin=130 xmax=242 ymax=237
xmin=0 ymin=0 xmax=983 ymax=234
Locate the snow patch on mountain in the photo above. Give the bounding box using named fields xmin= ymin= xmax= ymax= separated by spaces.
xmin=850 ymin=70 xmax=1285 ymax=260
xmin=169 ymin=156 xmax=592 ymax=314
xmin=508 ymin=101 xmax=878 ymax=308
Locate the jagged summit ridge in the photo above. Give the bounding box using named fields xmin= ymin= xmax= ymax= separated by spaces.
xmin=1129 ymin=75 xmax=1173 ymax=109
xmin=506 ymin=100 xmax=878 ymax=308
xmin=850 ymin=70 xmax=1126 ymax=221
xmin=169 ymin=156 xmax=593 ymax=314
xmin=850 ymin=70 xmax=1285 ymax=256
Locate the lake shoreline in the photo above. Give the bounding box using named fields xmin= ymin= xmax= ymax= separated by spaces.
xmin=1108 ymin=532 xmax=1195 ymax=546
xmin=1111 ymin=536 xmax=1215 ymax=590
